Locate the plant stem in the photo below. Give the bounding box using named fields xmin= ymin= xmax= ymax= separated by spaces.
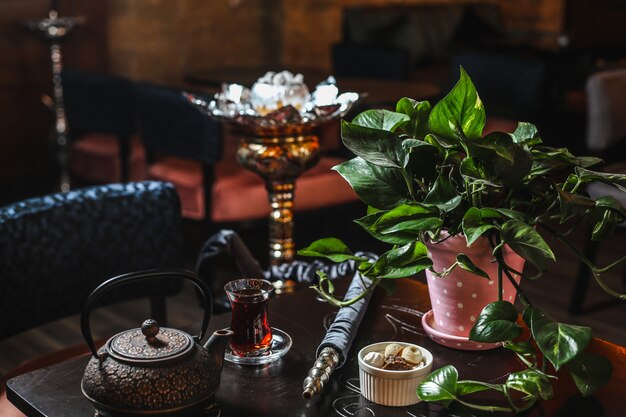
xmin=400 ymin=169 xmax=418 ymax=200
xmin=414 ymin=177 xmax=427 ymax=193
xmin=311 ymin=276 xmax=382 ymax=307
xmin=570 ymin=178 xmax=583 ymax=193
xmin=490 ymin=234 xmax=532 ymax=307
xmin=503 ymin=386 xmax=520 ymax=413
xmin=498 ymin=261 xmax=503 ymax=301
xmin=455 ymin=397 xmax=513 ymax=414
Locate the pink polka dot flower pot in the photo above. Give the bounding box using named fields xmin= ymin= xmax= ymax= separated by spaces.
xmin=423 ymin=233 xmax=525 ymax=350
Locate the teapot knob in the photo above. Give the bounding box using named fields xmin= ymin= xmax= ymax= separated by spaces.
xmin=141 ymin=319 xmax=160 ymax=344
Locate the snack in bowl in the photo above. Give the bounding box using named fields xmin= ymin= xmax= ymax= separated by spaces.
xmin=401 ymin=345 xmax=423 ymax=365
xmin=358 ymin=342 xmax=433 ymax=406
xmin=363 ymin=351 xmax=385 ymax=368
xmin=383 ymin=343 xmax=404 ymax=358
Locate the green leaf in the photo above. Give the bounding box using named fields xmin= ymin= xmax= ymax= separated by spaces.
xmin=429 ymin=67 xmax=485 ymax=141
xmin=469 ymin=301 xmax=522 ymax=343
xmin=471 ymin=132 xmax=533 ymax=187
xmin=379 ymin=217 xmax=444 ymax=236
xmin=530 ymin=146 xmax=584 ymax=176
xmin=523 ymin=306 xmax=592 ymax=370
xmin=424 ymin=133 xmax=452 ymax=150
xmin=341 ymin=120 xmax=406 ymax=168
xmin=595 ymin=196 xmax=626 ymax=218
xmin=506 ymin=369 xmax=553 ymax=400
xmin=471 ymin=132 xmax=516 ymax=164
xmin=423 ymin=174 xmax=462 ymax=212
xmin=456 ymin=381 xmax=492 ymax=397
xmin=501 ymin=220 xmax=555 ymax=272
xmin=460 ymin=157 xmax=502 ymax=187
xmin=591 ymin=209 xmax=622 ymax=241
xmin=462 ymin=207 xmax=500 ymax=245
xmin=494 ymin=208 xmax=526 ymax=221
xmin=575 ymin=167 xmax=626 ymax=193
xmin=556 ymin=188 xmax=596 ymax=221
xmin=370 ymin=203 xmax=440 ymax=234
xmin=456 ymin=254 xmax=490 ymax=279
xmin=417 ymin=365 xmax=459 ymax=403
xmin=402 ymin=139 xmax=441 ymax=177
xmin=566 ymin=352 xmax=612 ymax=396
xmin=504 ymin=341 xmax=537 ymax=365
xmin=512 ymin=122 xmax=542 ymax=145
xmin=577 ymin=156 xmax=603 ymax=168
xmin=395 ymin=98 xmax=432 ymax=139
xmin=589 ymin=197 xmax=626 ymax=241
xmin=352 ymin=109 xmax=410 ymax=132
xmin=354 ymin=211 xmax=420 ymax=245
xmin=333 ymin=157 xmax=408 ymax=210
xmin=297 ymin=238 xmax=368 ymax=263
xmin=368 ymin=241 xmax=432 ymax=278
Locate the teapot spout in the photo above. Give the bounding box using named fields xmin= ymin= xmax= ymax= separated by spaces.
xmin=203 ymin=329 xmax=234 ymax=373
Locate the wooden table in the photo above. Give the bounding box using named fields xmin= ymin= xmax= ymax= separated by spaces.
xmin=183 ymin=66 xmax=441 ymax=108
xmin=7 ymin=279 xmax=626 ymax=416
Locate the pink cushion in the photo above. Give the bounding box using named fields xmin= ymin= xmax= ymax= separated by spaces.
xmin=483 ymin=117 xmax=518 ymax=135
xmin=0 ymin=391 xmax=25 ymax=417
xmin=212 ymin=156 xmax=358 ymax=222
xmin=149 ymin=157 xmax=205 ymax=220
xmin=148 ymin=151 xmax=359 ymax=222
xmin=69 ymin=134 xmax=147 ymax=183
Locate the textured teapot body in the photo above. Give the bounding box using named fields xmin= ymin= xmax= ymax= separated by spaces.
xmin=80 ymin=270 xmax=230 ymax=416
xmin=82 ymin=340 xmax=222 ymax=416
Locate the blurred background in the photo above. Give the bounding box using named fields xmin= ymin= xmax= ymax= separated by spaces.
xmin=2 ymin=0 xmax=626 ymax=202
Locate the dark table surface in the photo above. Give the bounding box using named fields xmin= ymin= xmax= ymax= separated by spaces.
xmin=7 ymin=279 xmax=626 ymax=417
xmin=183 ymin=66 xmax=441 ymax=107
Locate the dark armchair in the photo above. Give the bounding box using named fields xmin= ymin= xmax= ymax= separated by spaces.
xmin=0 ymin=181 xmax=187 ymax=416
xmin=63 ymin=69 xmax=147 ymax=184
xmin=0 ymin=181 xmax=184 ymax=339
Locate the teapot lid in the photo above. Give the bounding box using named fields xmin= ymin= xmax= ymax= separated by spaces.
xmin=107 ymin=319 xmax=194 ymax=364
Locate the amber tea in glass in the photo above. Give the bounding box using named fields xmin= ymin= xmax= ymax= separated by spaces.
xmin=224 ymin=279 xmax=274 ymax=357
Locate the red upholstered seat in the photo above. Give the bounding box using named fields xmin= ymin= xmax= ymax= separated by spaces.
xmin=69 ymin=134 xmax=147 ymax=183
xmin=149 ymin=157 xmax=205 ymax=220
xmin=214 ymin=155 xmax=357 ymax=222
xmin=483 ymin=117 xmax=519 ymax=135
xmin=149 ymin=154 xmax=357 ymax=223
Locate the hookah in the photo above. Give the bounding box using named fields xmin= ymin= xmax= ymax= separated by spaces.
xmin=25 ymin=1 xmax=84 ymax=192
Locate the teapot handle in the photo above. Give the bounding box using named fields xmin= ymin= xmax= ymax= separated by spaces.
xmin=80 ymin=269 xmax=212 ymax=358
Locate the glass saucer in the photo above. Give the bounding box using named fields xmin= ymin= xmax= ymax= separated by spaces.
xmin=224 ymin=327 xmax=292 ymax=365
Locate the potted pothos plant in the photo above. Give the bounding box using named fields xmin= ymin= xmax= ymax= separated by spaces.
xmin=298 ymin=67 xmax=626 ymax=413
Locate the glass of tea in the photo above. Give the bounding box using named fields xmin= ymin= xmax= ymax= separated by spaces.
xmin=224 ymin=278 xmax=274 ymax=357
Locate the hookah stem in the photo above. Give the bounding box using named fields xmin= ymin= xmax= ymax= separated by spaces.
xmin=267 ymin=179 xmax=296 ymax=266
xmin=302 ymin=347 xmax=340 ymax=400
xmin=50 ymin=40 xmax=70 ymax=192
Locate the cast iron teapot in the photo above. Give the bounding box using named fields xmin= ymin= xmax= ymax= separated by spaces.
xmin=80 ymin=269 xmax=233 ymax=417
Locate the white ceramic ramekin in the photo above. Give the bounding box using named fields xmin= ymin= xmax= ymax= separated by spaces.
xmin=358 ymin=342 xmax=433 ymax=407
